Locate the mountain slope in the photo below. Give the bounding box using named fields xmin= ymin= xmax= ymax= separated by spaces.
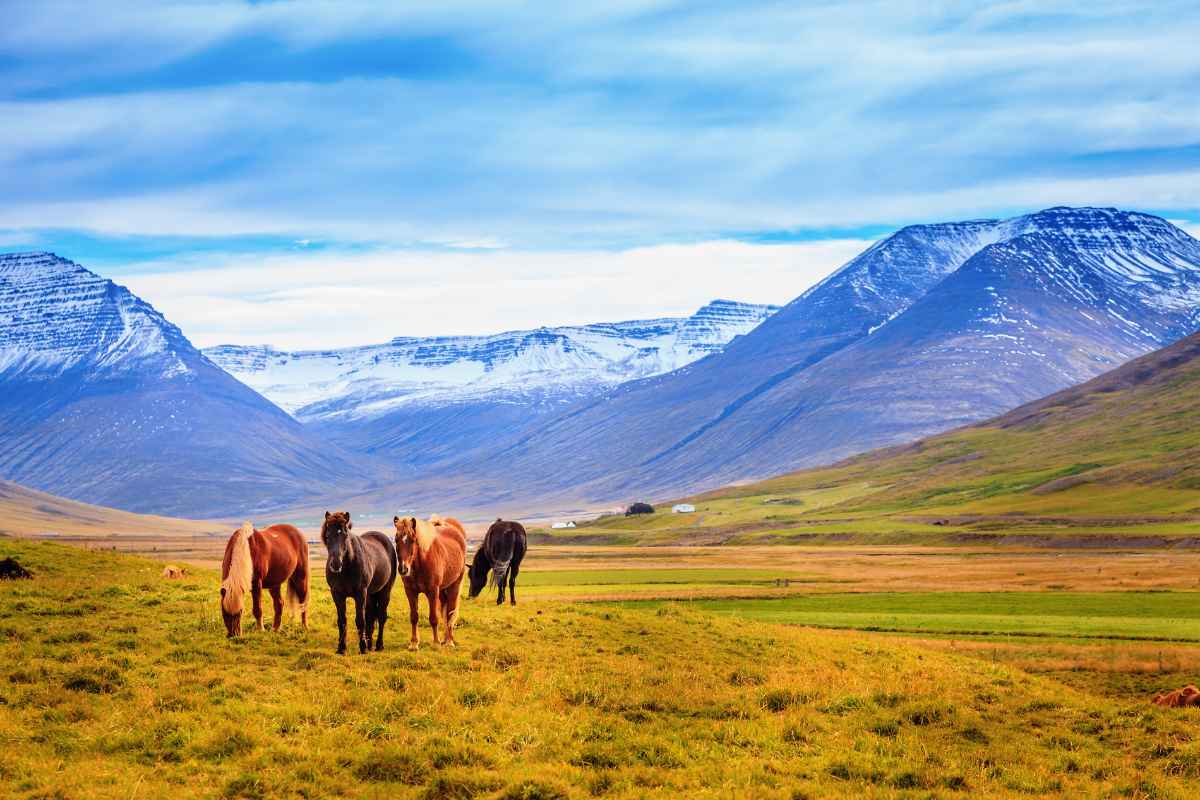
xmin=0 ymin=253 xmax=384 ymax=517
xmin=205 ymin=299 xmax=777 ymax=465
xmin=0 ymin=476 xmax=223 ymax=538
xmin=430 ymin=207 xmax=1200 ymax=511
xmin=568 ymin=329 xmax=1200 ymax=544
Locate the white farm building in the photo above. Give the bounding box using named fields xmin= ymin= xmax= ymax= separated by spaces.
xmin=672 ymin=503 xmax=696 ymax=513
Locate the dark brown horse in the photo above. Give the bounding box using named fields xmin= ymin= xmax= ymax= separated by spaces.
xmin=394 ymin=515 xmax=466 ymax=649
xmin=468 ymin=518 xmax=527 ymax=605
xmin=322 ymin=511 xmax=397 ymax=654
xmin=220 ymin=521 xmax=309 ymax=637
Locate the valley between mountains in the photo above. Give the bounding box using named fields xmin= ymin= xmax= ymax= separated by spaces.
xmin=2 ymin=206 xmax=1200 ymax=523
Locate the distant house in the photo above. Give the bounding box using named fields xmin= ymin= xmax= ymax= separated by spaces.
xmin=672 ymin=503 xmax=695 ymax=514
xmin=625 ymin=502 xmax=654 ymax=516
xmin=551 ymin=521 xmax=576 ymax=529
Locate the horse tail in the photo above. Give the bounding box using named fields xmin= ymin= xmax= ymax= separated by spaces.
xmin=490 ymin=558 xmax=512 ymax=589
xmin=286 ymin=531 xmax=310 ymax=618
xmin=221 ymin=522 xmax=254 ymax=615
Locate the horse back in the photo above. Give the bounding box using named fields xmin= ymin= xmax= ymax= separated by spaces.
xmin=484 ymin=520 xmax=526 ymax=565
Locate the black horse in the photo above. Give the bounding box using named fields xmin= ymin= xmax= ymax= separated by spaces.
xmin=468 ymin=518 xmax=527 ymax=605
xmin=321 ymin=511 xmax=397 ymax=654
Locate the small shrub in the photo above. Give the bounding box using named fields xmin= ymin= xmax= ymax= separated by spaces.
xmin=194 ymin=730 xmax=256 ymax=762
xmin=820 ymin=695 xmax=866 ymax=716
xmin=497 ymin=780 xmax=570 ymax=800
xmin=354 ymin=748 xmax=423 ymax=784
xmin=63 ymin=666 xmax=123 ymax=694
xmin=222 ymin=774 xmax=269 ymax=799
xmin=906 ymin=705 xmax=944 ymax=726
xmin=429 ymin=740 xmax=494 ymax=769
xmin=870 ymin=719 xmax=900 ymax=738
xmin=728 ymin=669 xmax=765 ymax=687
xmin=761 ymin=689 xmax=809 ymax=712
xmin=418 ymin=774 xmax=502 ymax=800
xmin=588 ymin=773 xmax=614 ymax=796
xmin=572 ymin=746 xmax=622 ymax=770
xmin=457 ymin=688 xmax=496 ymax=708
xmin=958 ymin=725 xmax=988 ymax=744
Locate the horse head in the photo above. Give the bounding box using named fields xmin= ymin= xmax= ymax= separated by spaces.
xmin=394 ymin=516 xmax=420 ymax=577
xmin=322 ymin=511 xmax=353 ymax=574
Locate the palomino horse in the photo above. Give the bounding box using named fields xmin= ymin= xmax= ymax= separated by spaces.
xmin=219 ymin=521 xmax=309 ymax=637
xmin=394 ymin=515 xmax=466 ymax=649
xmin=322 ymin=511 xmax=397 ymax=654
xmin=468 ymin=518 xmax=527 ymax=605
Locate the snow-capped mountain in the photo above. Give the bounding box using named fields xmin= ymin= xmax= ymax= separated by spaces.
xmin=0 ymin=252 xmax=383 ymax=517
xmin=0 ymin=251 xmax=197 ymax=380
xmin=382 ymin=207 xmax=1200 ymax=512
xmin=204 ymin=299 xmax=778 ymax=422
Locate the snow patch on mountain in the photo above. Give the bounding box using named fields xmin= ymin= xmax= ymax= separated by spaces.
xmin=0 ymin=252 xmax=195 ymax=380
xmin=205 ymin=299 xmax=778 ymax=421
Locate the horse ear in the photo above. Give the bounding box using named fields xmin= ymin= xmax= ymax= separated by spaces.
xmin=325 ymin=511 xmax=331 ymax=520
xmin=393 ymin=515 xmax=400 ymax=525
xmin=410 ymin=517 xmax=417 ymax=530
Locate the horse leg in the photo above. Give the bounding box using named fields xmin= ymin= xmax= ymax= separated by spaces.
xmin=268 ymin=586 xmax=284 ymax=631
xmin=374 ymin=588 xmax=391 ymax=651
xmin=508 ymin=564 xmax=520 ymax=606
xmin=406 ymin=586 xmax=420 ymax=650
xmin=441 ymin=582 xmax=461 ymax=648
xmin=426 ymin=590 xmax=441 ymax=646
xmin=334 ymin=593 xmax=348 ymax=655
xmin=289 ymin=571 xmax=309 ymax=631
xmin=355 ymin=590 xmax=369 ymax=654
xmin=496 ymin=574 xmax=506 ymax=606
xmin=363 ymin=596 xmax=377 ymax=651
xmin=251 ymin=578 xmax=265 ymax=631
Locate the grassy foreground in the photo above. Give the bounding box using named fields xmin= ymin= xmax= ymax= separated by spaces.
xmin=2 ymin=541 xmax=1200 ymax=799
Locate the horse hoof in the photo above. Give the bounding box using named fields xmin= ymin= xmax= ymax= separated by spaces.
xmin=408 ymin=642 xmax=419 ymax=651
xmin=337 ymin=646 xmax=346 ymax=655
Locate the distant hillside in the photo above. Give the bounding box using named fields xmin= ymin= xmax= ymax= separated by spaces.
xmin=0 ymin=477 xmax=222 ymax=539
xmin=561 ymin=330 xmax=1200 ymax=545
xmin=0 ymin=253 xmax=386 ymax=517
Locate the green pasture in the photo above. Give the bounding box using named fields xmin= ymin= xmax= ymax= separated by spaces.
xmin=627 ymin=592 xmax=1200 ymax=642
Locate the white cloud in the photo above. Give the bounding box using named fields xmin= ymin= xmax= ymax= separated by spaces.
xmin=117 ymin=239 xmax=872 ymax=350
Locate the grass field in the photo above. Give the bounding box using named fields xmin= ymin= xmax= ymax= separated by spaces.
xmin=4 ymin=540 xmax=1200 ymax=799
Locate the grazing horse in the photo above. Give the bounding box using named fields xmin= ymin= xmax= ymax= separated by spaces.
xmin=219 ymin=521 xmax=309 ymax=638
xmin=468 ymin=518 xmax=527 ymax=606
xmin=394 ymin=515 xmax=466 ymax=649
xmin=321 ymin=511 xmax=397 ymax=654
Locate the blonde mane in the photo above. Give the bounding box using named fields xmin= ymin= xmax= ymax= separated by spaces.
xmin=221 ymin=521 xmax=254 ymax=614
xmin=413 ymin=517 xmax=438 ymax=553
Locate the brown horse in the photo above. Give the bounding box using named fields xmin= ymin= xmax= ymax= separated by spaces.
xmin=394 ymin=515 xmax=466 ymax=649
xmin=220 ymin=521 xmax=310 ymax=637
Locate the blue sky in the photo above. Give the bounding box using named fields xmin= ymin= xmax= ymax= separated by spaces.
xmin=3 ymin=1 xmax=1199 ymax=347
